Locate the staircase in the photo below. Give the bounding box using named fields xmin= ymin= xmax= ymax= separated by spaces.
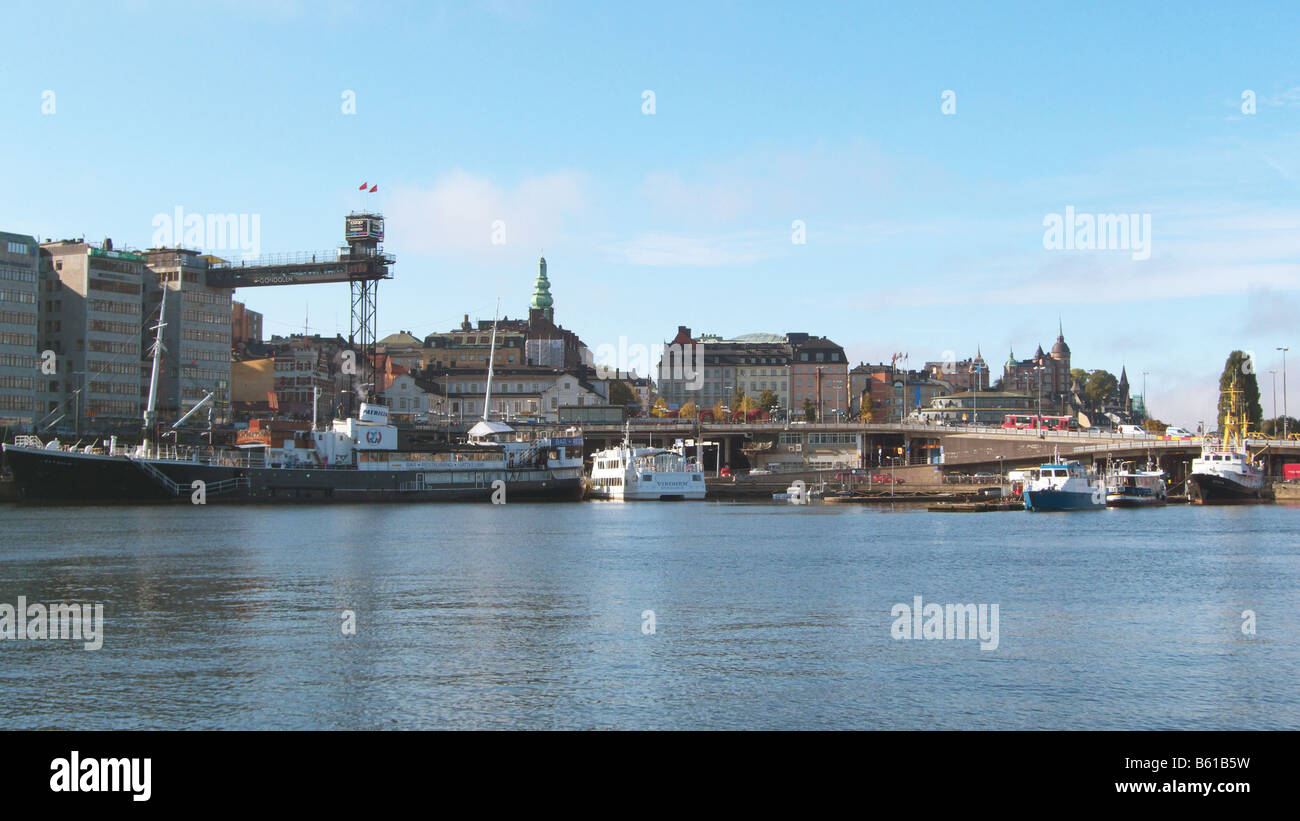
xmin=129 ymin=458 xmax=180 ymax=496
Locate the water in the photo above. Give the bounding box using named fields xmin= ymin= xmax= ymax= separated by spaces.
xmin=1 ymin=501 xmax=1297 ymax=729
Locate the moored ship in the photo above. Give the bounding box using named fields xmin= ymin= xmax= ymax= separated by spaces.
xmin=1023 ymin=458 xmax=1105 ymax=512
xmin=1187 ymin=386 xmax=1269 ymax=505
xmin=587 ymin=431 xmax=705 ymax=500
xmin=2 ymin=407 xmax=585 ymax=503
xmin=1103 ymin=461 xmax=1167 ymax=507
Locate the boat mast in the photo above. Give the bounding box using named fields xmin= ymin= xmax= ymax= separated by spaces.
xmin=482 ymin=298 xmax=499 ymax=422
xmin=142 ymin=282 xmax=168 ymax=455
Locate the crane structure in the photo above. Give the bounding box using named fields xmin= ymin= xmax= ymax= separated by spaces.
xmin=205 ymin=213 xmax=394 ymax=413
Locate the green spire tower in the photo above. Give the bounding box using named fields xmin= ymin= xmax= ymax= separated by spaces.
xmin=530 ymin=254 xmax=554 ymax=320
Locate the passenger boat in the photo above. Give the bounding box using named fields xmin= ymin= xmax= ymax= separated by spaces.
xmin=1103 ymin=461 xmax=1168 ymax=507
xmin=587 ymin=430 xmax=705 ymax=500
xmin=1022 ymin=458 xmax=1105 ymax=511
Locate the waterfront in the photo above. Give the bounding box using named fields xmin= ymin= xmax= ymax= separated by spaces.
xmin=1 ymin=502 xmax=1297 ymax=730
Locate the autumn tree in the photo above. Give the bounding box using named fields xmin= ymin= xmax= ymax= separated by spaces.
xmin=679 ymin=400 xmax=698 ymax=419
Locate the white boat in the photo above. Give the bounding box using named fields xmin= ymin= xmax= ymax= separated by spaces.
xmin=1103 ymin=461 xmax=1167 ymax=507
xmin=587 ymin=433 xmax=706 ymax=501
xmin=1188 ymin=386 xmax=1268 ymax=504
xmin=1023 ymin=458 xmax=1105 ymax=511
xmin=772 ymin=481 xmax=823 ymax=502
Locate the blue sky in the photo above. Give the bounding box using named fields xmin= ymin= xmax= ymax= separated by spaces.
xmin=3 ymin=0 xmax=1299 ymax=425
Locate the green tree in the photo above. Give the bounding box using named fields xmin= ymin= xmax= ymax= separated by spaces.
xmin=802 ymin=398 xmax=818 ymax=422
xmin=758 ymin=389 xmax=778 ymax=413
xmin=1084 ymin=370 xmax=1119 ymax=407
xmin=607 ymin=380 xmax=641 ymax=413
xmin=1217 ymin=351 xmax=1263 ymax=433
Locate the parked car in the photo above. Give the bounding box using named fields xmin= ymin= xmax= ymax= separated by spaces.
xmin=871 ymin=474 xmax=903 ymax=484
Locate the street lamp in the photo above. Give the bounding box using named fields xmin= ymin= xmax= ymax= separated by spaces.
xmin=1270 ymin=370 xmax=1277 ymax=435
xmin=1279 ymin=347 xmax=1290 ymax=439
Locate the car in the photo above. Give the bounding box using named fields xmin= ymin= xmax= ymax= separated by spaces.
xmin=972 ymin=472 xmax=997 ymax=479
xmin=748 ymin=468 xmax=772 ymax=476
xmin=871 ymin=474 xmax=903 ymax=484
xmin=1163 ymin=426 xmax=1195 ymax=439
xmin=1118 ymin=424 xmax=1149 ymax=436
xmin=719 ymin=466 xmax=733 ymax=478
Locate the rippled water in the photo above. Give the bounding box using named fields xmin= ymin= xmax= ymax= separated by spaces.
xmin=1 ymin=501 xmax=1297 ymax=729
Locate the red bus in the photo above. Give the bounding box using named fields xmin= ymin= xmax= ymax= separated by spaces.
xmin=1003 ymin=414 xmax=1037 ymax=429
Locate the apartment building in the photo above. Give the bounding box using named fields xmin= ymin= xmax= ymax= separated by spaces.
xmin=39 ymin=239 xmax=146 ymax=432
xmin=0 ymin=231 xmax=39 ymax=430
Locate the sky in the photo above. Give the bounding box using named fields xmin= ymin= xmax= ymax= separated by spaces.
xmin=2 ymin=0 xmax=1298 ymax=427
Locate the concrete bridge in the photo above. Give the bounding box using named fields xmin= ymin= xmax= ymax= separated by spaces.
xmin=574 ymin=421 xmax=1300 ymax=483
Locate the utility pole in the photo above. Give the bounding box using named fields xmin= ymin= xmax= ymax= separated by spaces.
xmin=1279 ymin=347 xmax=1290 ymax=439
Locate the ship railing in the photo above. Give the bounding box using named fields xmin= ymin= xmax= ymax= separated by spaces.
xmin=205 ymin=476 xmax=250 ymax=496
xmin=129 ymin=458 xmax=181 ymax=496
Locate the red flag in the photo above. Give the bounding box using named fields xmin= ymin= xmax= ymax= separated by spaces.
xmin=369 ymin=184 xmax=377 ymax=193
xmin=358 ymin=182 xmax=368 ymax=190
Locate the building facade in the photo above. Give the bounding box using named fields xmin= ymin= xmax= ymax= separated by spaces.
xmin=143 ymin=248 xmax=232 ymax=425
xmin=0 ymin=232 xmax=39 ymax=430
xmin=40 ymin=239 xmax=146 ymax=432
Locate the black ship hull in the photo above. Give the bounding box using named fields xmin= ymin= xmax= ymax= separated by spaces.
xmin=1187 ymin=473 xmax=1268 ymax=505
xmin=2 ymin=446 xmax=583 ymax=504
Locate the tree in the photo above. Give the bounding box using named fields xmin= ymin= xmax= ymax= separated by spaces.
xmin=802 ymin=398 xmax=818 ymax=422
xmin=1262 ymin=416 xmax=1300 ymax=437
xmin=758 ymin=389 xmax=778 ymax=413
xmin=737 ymin=394 xmax=759 ymax=416
xmin=711 ymin=400 xmax=727 ymax=421
xmin=608 ymin=380 xmax=641 ymax=414
xmin=1217 ymin=351 xmax=1263 ymax=433
xmin=859 ymin=395 xmax=874 ymax=423
xmin=1083 ymin=370 xmax=1119 ymax=407
xmin=679 ymin=400 xmax=699 ymax=420
xmin=650 ymin=397 xmax=669 ymax=418
xmin=1145 ymin=418 xmax=1168 ymax=434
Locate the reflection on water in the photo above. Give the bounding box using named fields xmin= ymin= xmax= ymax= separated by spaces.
xmin=0 ymin=502 xmax=1296 ymax=729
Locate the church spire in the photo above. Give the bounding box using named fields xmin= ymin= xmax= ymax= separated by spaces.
xmin=530 ymin=254 xmax=554 ymax=316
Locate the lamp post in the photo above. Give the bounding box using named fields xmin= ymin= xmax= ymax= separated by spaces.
xmin=1270 ymin=370 xmax=1277 ymax=434
xmin=1279 ymin=347 xmax=1290 ymax=438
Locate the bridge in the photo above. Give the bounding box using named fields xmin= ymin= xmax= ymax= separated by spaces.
xmin=568 ymin=420 xmax=1300 ymax=482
